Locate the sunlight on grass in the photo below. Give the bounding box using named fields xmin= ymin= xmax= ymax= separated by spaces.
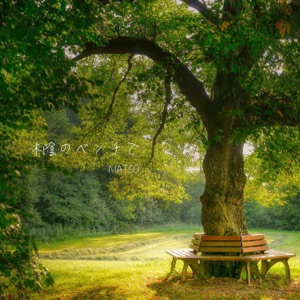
xmin=38 ymin=232 xmax=165 ymax=252
xmin=38 ymin=227 xmax=201 ymax=252
xmin=32 ymin=259 xmax=170 ymax=300
xmin=25 ymin=229 xmax=300 ymax=299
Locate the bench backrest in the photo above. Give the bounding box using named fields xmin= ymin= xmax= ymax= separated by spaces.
xmin=189 ymin=233 xmax=204 ymax=254
xmin=240 ymin=234 xmax=269 ymax=253
xmin=191 ymin=234 xmax=269 ymax=254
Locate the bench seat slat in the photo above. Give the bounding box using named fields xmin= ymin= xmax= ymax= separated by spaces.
xmin=202 ymin=235 xmax=241 ymax=241
xmin=245 ymin=249 xmax=296 ymax=261
xmin=241 ymin=234 xmax=265 ymax=241
xmin=199 ymin=246 xmax=242 ymax=253
xmin=168 ymin=249 xmax=193 ymax=256
xmin=242 ymin=245 xmax=269 ymax=253
xmin=242 ymin=240 xmax=267 ymax=247
xmin=201 ymin=241 xmax=242 ymax=247
xmin=197 ymin=255 xmax=252 ymax=262
xmin=165 ymin=249 xmax=200 ymax=260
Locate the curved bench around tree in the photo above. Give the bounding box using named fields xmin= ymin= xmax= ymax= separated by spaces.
xmin=165 ymin=233 xmax=296 ymax=284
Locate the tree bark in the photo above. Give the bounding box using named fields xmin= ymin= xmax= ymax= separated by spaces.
xmin=198 ymin=72 xmax=252 ymax=277
xmin=199 ymin=129 xmax=250 ymax=277
xmin=201 ymin=139 xmax=248 ymax=236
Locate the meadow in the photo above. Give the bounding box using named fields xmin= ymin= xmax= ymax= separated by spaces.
xmin=26 ymin=227 xmax=300 ymax=299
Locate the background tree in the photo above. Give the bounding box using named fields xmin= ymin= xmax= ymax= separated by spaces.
xmin=0 ymin=1 xmax=91 ymax=296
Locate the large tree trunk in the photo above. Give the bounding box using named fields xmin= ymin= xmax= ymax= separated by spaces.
xmin=199 ymin=73 xmax=250 ymax=275
xmin=200 ymin=72 xmax=249 ymax=237
xmin=200 ymin=139 xmax=248 ymax=236
xmin=199 ymin=136 xmax=249 ymax=278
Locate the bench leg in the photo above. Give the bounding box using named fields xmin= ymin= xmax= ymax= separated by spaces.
xmin=238 ymin=262 xmax=251 ymax=285
xmin=246 ymin=262 xmax=251 ymax=286
xmin=261 ymin=258 xmax=291 ymax=279
xmin=189 ymin=264 xmax=198 ymax=277
xmin=182 ymin=261 xmax=189 ymax=281
xmin=170 ymin=257 xmax=177 ymax=274
xmin=283 ymin=259 xmax=291 ymax=279
xmin=261 ymin=260 xmax=269 ymax=278
xmin=238 ymin=263 xmax=245 ymax=280
xmin=199 ymin=261 xmax=205 ymax=278
xmin=181 ymin=261 xmax=199 ymax=281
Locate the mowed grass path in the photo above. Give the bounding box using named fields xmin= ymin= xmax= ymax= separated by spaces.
xmin=29 ymin=228 xmax=300 ymax=300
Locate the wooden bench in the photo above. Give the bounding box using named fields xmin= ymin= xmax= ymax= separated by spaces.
xmin=165 ymin=233 xmax=296 ymax=284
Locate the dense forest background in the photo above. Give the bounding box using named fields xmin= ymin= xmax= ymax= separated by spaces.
xmin=19 ymin=163 xmax=300 ymax=243
xmin=16 ymin=110 xmax=299 ymax=243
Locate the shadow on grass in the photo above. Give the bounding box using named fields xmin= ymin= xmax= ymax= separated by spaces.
xmin=9 ymin=286 xmax=118 ymax=300
xmin=69 ymin=286 xmax=119 ymax=300
xmin=148 ymin=274 xmax=300 ymax=300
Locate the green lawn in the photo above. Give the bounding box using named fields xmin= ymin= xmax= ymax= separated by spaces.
xmin=24 ymin=228 xmax=300 ymax=299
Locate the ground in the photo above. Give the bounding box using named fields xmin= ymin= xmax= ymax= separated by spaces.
xmin=8 ymin=226 xmax=300 ymax=299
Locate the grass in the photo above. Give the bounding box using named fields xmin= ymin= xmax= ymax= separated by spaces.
xmin=13 ymin=228 xmax=300 ymax=299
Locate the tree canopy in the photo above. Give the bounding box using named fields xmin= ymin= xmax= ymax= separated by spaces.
xmin=1 ymin=0 xmax=300 ymax=295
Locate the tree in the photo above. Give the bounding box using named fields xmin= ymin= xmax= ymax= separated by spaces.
xmin=0 ymin=1 xmax=90 ymax=296
xmin=1 ymin=0 xmax=300 ymax=284
xmin=72 ymin=0 xmax=300 ymax=236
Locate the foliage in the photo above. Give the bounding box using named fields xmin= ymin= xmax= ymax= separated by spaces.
xmin=245 ymin=193 xmax=300 ymax=231
xmin=244 ymin=127 xmax=300 ymax=206
xmin=1 ymin=0 xmax=300 ymax=293
xmin=65 ymin=0 xmax=300 ymax=237
xmin=249 ymin=127 xmax=300 ymax=180
xmin=0 ymin=0 xmax=90 ymax=297
xmin=19 ymin=166 xmax=203 ymax=241
xmin=0 ymin=212 xmax=54 ymax=299
xmin=42 ymin=55 xmax=204 ymax=203
xmin=10 ymin=100 xmax=203 ymax=242
xmin=0 ymin=112 xmax=55 ymax=298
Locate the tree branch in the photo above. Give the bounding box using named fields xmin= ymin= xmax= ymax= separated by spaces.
xmin=97 ymin=0 xmax=134 ymax=4
xmin=104 ymin=54 xmax=134 ymax=122
xmin=80 ymin=54 xmax=134 ymax=143
xmin=73 ymin=37 xmax=213 ymax=126
xmin=151 ymin=74 xmax=172 ymax=161
xmin=181 ymin=0 xmax=218 ymax=23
